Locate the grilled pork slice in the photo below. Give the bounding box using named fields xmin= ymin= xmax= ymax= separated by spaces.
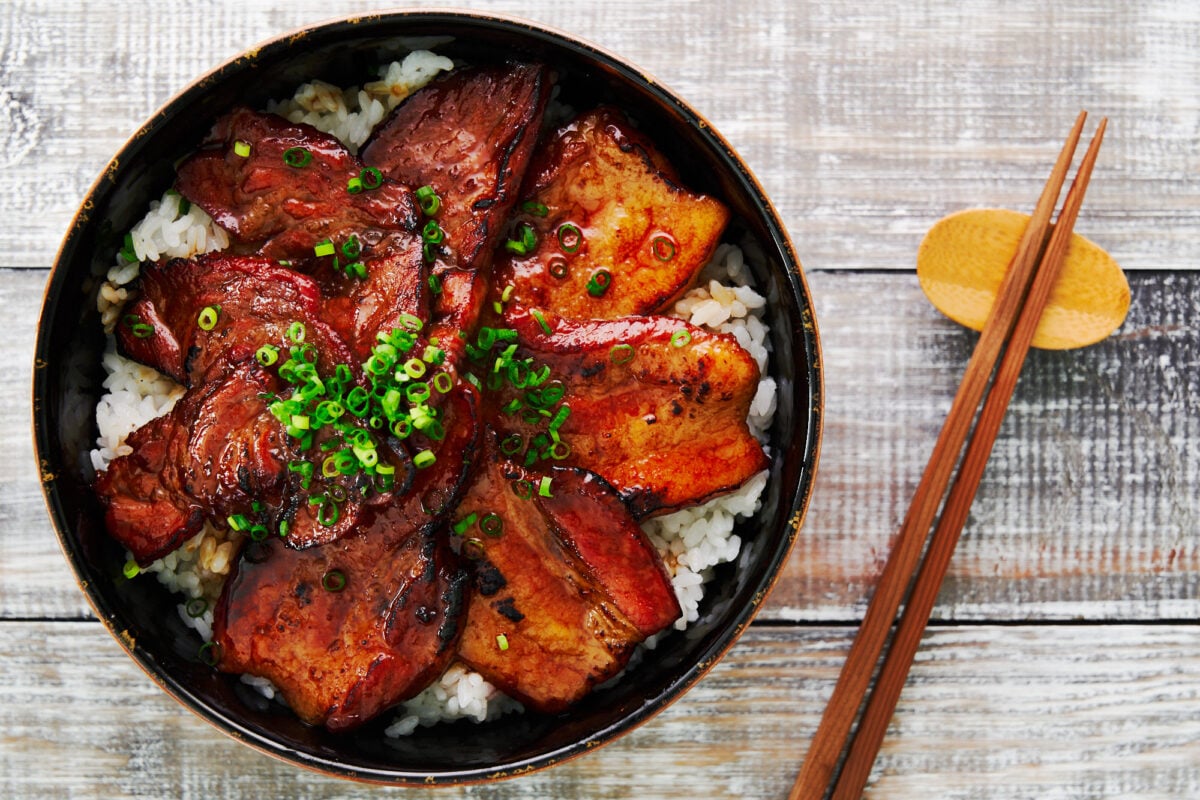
xmin=492 ymin=107 xmax=729 ymax=319
xmin=213 ymin=387 xmax=481 ymax=731
xmin=176 ymin=107 xmax=418 ymax=258
xmin=455 ymin=436 xmax=679 ymax=712
xmin=489 ymin=307 xmax=767 ymax=518
xmin=116 ymin=254 xmax=355 ymax=386
xmin=175 ymin=109 xmax=428 ymax=360
xmin=94 ymin=362 xmax=291 ymax=564
xmin=361 ymin=62 xmax=552 ymax=357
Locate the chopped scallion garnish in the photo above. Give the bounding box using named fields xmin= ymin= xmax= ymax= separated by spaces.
xmin=313 ymin=240 xmax=335 ymax=258
xmin=496 ymin=633 xmax=510 ymax=651
xmin=413 ymin=450 xmax=436 ymax=469
xmin=233 ymin=140 xmax=251 ymax=158
xmin=651 ymin=234 xmax=677 ymax=262
xmin=557 ymin=222 xmax=583 ymax=253
xmin=480 ymin=513 xmax=504 ymax=537
xmin=283 ymin=147 xmax=312 ymax=168
xmin=415 ymin=185 xmax=441 ymax=216
xmin=196 ymin=305 xmax=219 ymax=331
xmin=670 ymin=329 xmax=693 ymax=348
xmin=531 ymin=308 xmax=552 ymax=335
xmin=321 ymin=569 xmax=347 ymax=592
xmin=198 ymin=641 xmax=222 ymax=666
xmin=610 ymin=343 xmax=635 ymax=364
xmin=586 ymin=269 xmax=611 ymax=297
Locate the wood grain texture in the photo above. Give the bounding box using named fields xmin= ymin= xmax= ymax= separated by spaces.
xmin=1 ymin=0 xmax=1198 ymax=272
xmin=7 ymin=0 xmax=1200 ymax=796
xmin=0 ymin=623 xmax=1196 ymax=799
xmin=10 ymin=270 xmax=1198 ymax=621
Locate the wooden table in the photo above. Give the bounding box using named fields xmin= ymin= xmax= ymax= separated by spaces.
xmin=4 ymin=1 xmax=1198 ymax=797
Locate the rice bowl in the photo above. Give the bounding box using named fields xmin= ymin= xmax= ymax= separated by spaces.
xmin=34 ymin=10 xmax=821 ymax=784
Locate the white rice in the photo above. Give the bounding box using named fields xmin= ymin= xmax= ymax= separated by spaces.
xmin=268 ymin=51 xmax=455 ymax=153
xmin=90 ymin=56 xmax=776 ymax=733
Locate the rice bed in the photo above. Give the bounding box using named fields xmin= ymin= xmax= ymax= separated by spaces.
xmin=91 ymin=55 xmax=777 ymax=735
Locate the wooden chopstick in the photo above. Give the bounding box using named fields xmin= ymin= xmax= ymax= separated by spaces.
xmin=829 ymin=117 xmax=1108 ymax=800
xmin=790 ymin=111 xmax=1094 ymax=800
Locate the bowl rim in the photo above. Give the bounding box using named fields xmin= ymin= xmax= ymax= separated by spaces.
xmin=33 ymin=7 xmax=824 ymax=785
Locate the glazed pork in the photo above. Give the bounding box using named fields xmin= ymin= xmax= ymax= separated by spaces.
xmin=95 ymin=362 xmax=292 ymax=564
xmin=491 ymin=107 xmax=729 ymax=319
xmin=454 ymin=436 xmax=680 ymax=712
xmin=362 ymin=62 xmax=552 ymax=361
xmin=483 ymin=306 xmax=767 ymax=518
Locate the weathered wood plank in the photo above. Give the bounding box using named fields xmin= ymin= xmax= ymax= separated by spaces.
xmin=2 ymin=0 xmax=1197 ymax=271
xmin=771 ymin=269 xmax=1200 ymax=622
xmin=12 ymin=268 xmax=1199 ymax=621
xmin=1 ymin=622 xmax=1196 ymax=799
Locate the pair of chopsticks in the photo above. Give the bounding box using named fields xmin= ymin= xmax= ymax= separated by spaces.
xmin=791 ymin=111 xmax=1107 ymax=800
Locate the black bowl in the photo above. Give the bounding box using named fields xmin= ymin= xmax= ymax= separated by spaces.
xmin=33 ymin=10 xmax=822 ymax=785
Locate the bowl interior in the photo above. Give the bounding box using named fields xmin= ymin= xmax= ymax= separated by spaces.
xmin=34 ymin=11 xmax=821 ymax=784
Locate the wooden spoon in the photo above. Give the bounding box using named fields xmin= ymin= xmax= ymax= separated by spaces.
xmin=917 ymin=208 xmax=1130 ymax=349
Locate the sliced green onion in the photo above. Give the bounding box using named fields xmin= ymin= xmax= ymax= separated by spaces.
xmin=531 ymin=308 xmax=552 ymax=335
xmin=357 ymin=167 xmax=383 ymax=191
xmin=119 ymin=232 xmax=137 ymax=263
xmin=288 ymin=321 xmax=306 ymax=342
xmin=403 ymin=358 xmax=427 ymax=379
xmin=480 ymin=513 xmax=504 ymax=537
xmin=453 ymin=512 xmax=478 ymax=535
xmin=428 ymin=273 xmax=442 ymax=295
xmin=610 ymin=343 xmax=635 ymax=364
xmin=651 ymin=234 xmax=677 ymax=262
xmin=548 ymin=404 xmax=571 ymax=433
xmin=196 ymin=305 xmax=220 ymax=331
xmin=198 ymin=641 xmax=222 ymax=666
xmin=463 ymin=537 xmax=485 ymax=560
xmin=283 ymin=147 xmax=312 ymax=168
xmin=122 ymin=559 xmax=140 ymax=579
xmin=496 ymin=633 xmax=510 ymax=651
xmin=548 ymin=257 xmax=569 ymax=280
xmin=500 ymin=434 xmax=523 ymax=456
xmin=521 ymin=200 xmax=549 ymax=217
xmin=586 ymin=269 xmax=611 ymax=297
xmin=313 ymin=240 xmax=335 ymax=258
xmin=422 ymin=219 xmax=445 ymax=245
xmin=504 ymin=222 xmax=538 ymax=255
xmin=279 ymin=519 xmax=290 ymax=537
xmin=557 ymin=222 xmax=583 ymax=253
xmin=322 ymin=569 xmax=347 ymax=592
xmin=130 ymin=322 xmax=154 ymax=339
xmin=415 ymin=185 xmax=441 ymax=216
xmin=256 ymin=345 xmax=279 ymax=366
xmin=249 ymin=524 xmax=269 ymax=542
xmin=538 ymin=476 xmax=553 ymax=497
xmin=227 ymin=513 xmax=250 ymax=532
xmin=398 ymin=313 xmax=423 ymax=332
xmin=432 ymin=372 xmax=454 ymax=394
xmin=549 ymin=440 xmax=571 ymax=460
xmin=671 ymin=329 xmax=693 ymax=348
xmin=233 ymin=140 xmax=251 ymax=158
xmin=346 ymin=176 xmax=363 ymax=194
xmin=512 ymin=479 xmax=533 ymax=500
xmin=317 ymin=500 xmax=340 ymax=527
xmin=185 ymin=598 xmax=208 ymax=618
xmin=341 ymin=235 xmax=361 ymax=259
xmin=413 ymin=450 xmax=436 ymax=469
